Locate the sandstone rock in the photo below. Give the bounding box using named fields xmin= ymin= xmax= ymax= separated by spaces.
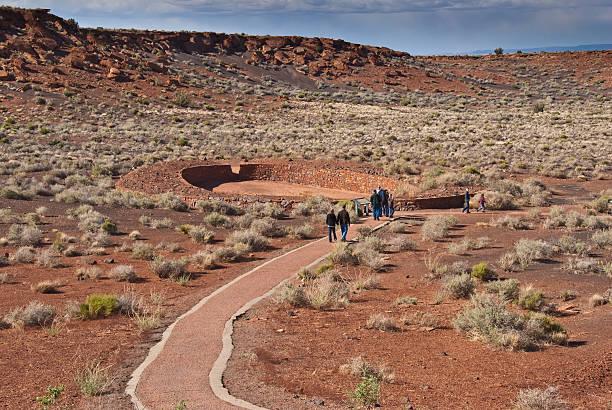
xmin=0 ymin=70 xmax=15 ymax=81
xmin=65 ymin=54 xmax=83 ymax=69
xmin=146 ymin=61 xmax=166 ymax=73
xmin=107 ymin=67 xmax=121 ymax=80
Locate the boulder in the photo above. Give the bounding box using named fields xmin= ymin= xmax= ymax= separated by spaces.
xmin=107 ymin=67 xmax=121 ymax=80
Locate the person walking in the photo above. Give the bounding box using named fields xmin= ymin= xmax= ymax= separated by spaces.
xmin=477 ymin=193 xmax=486 ymax=213
xmin=326 ymin=208 xmax=338 ymax=242
xmin=370 ymin=189 xmax=382 ymax=220
xmin=337 ymin=204 xmax=351 ymax=242
xmin=461 ymin=188 xmax=471 ymax=213
xmin=389 ymin=192 xmax=395 ymax=217
xmin=381 ymin=189 xmax=389 ymax=217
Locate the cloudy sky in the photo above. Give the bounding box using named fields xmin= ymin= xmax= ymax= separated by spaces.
xmin=6 ymin=1 xmax=612 ymax=54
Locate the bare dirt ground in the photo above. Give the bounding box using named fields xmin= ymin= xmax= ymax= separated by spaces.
xmin=225 ymin=181 xmax=612 ymax=409
xmin=0 ymin=192 xmax=323 ymax=408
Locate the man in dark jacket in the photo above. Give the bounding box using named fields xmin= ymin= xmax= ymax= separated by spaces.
xmin=326 ymin=208 xmax=338 ymax=242
xmin=462 ymin=188 xmax=470 ymax=213
xmin=337 ymin=204 xmax=351 ymax=242
xmin=370 ymin=189 xmax=381 ymax=220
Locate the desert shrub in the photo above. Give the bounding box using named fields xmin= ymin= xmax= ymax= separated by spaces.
xmin=7 ymin=224 xmax=42 ymax=246
xmin=203 ymin=212 xmax=231 ymax=228
xmin=100 ymin=220 xmax=117 ymax=234
xmin=128 ymin=230 xmax=141 ymax=241
xmin=471 ymin=262 xmax=495 ymax=281
xmin=37 ymin=248 xmax=62 ymax=268
xmin=452 ymin=293 xmax=566 ymax=351
xmin=32 ymin=280 xmax=61 ymax=294
xmin=394 ymin=296 xmax=418 ymax=306
xmin=188 ymin=225 xmax=215 ymax=243
xmin=76 ymin=266 xmax=101 ymax=280
xmin=10 ymin=246 xmax=36 ymax=264
xmin=448 ymin=260 xmax=470 ymax=275
xmin=75 ymin=361 xmax=111 ymax=397
xmin=590 ymin=194 xmax=611 ymax=213
xmin=251 ymin=202 xmax=284 ymax=219
xmin=250 ymin=217 xmax=285 ymax=237
xmin=357 ymin=235 xmax=386 ymax=253
xmin=485 ymin=279 xmax=520 ymax=301
xmin=555 ymin=235 xmax=590 ymax=256
xmin=196 ymin=199 xmax=243 ymax=215
xmin=562 ymin=257 xmax=600 ymax=274
xmin=497 ymin=252 xmax=520 ymax=272
xmin=0 ymin=273 xmax=8 ymax=283
xmin=225 ymin=230 xmax=268 ymax=251
xmin=275 ymin=283 xmax=307 ymax=307
xmin=589 ymin=294 xmax=606 ymax=307
xmin=214 ymin=244 xmax=249 ymax=262
xmin=349 ymin=272 xmax=380 ymax=292
xmin=352 ymin=241 xmax=385 ymax=271
xmin=108 ymin=265 xmax=137 ymax=282
xmin=305 ymin=275 xmax=350 ymax=309
xmin=155 ymin=241 xmax=181 ymax=252
xmin=357 ymin=226 xmax=374 ymax=240
xmin=138 ymin=215 xmax=151 ymax=226
xmin=365 ymin=313 xmax=397 ymax=331
xmin=387 ymin=236 xmax=416 ymax=252
xmin=81 ymin=231 xmax=112 ymax=247
xmin=420 ymin=215 xmax=456 ymax=241
xmin=527 ymin=209 xmax=542 ymax=220
xmin=442 ymin=273 xmax=476 ymax=299
xmin=190 ymin=250 xmax=217 ymax=269
xmin=291 ymin=223 xmax=315 ymax=239
xmin=235 ymin=213 xmax=255 ymax=229
xmin=297 ymin=267 xmax=316 ymax=283
xmin=291 ymin=195 xmax=332 ymax=216
xmin=483 ymin=191 xmax=518 ymax=210
xmin=131 ymin=242 xmax=155 ymax=260
xmin=3 ymin=301 xmax=56 ymax=327
xmin=493 ymin=216 xmax=531 ymax=230
xmin=328 ymin=242 xmax=358 ymax=266
xmin=150 ymin=218 xmax=174 ymax=229
xmin=23 ymin=212 xmax=41 ymax=225
xmin=422 ymin=250 xmax=448 ymax=280
xmin=591 ymin=229 xmax=612 ymax=248
xmin=348 ymin=373 xmax=381 ymax=409
xmin=149 ymin=256 xmax=189 ymax=280
xmin=514 ymin=239 xmax=554 ymax=269
xmin=400 ymin=311 xmax=442 ymax=329
xmin=339 ymin=356 xmax=394 ymax=384
xmin=517 ymin=285 xmax=544 ymax=311
xmin=154 ymin=193 xmax=188 ymax=212
xmin=513 ymin=386 xmax=568 ymax=410
xmin=388 ymin=221 xmax=406 ymax=233
xmin=79 ymin=294 xmax=118 ymax=319
xmin=582 ymin=215 xmax=609 ymax=230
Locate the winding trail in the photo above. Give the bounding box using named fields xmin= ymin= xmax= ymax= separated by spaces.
xmin=126 ymin=217 xmax=391 ymax=409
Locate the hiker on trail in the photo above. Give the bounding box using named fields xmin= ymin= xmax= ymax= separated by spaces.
xmin=389 ymin=193 xmax=395 ymax=217
xmin=370 ymin=189 xmax=382 ymax=221
xmin=326 ymin=208 xmax=338 ymax=242
xmin=461 ymin=188 xmax=471 ymax=213
xmin=477 ymin=194 xmax=486 ymax=213
xmin=337 ymin=204 xmax=351 ymax=242
xmin=382 ymin=189 xmax=389 ymax=217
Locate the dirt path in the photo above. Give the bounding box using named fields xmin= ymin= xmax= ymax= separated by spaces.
xmin=127 ymin=216 xmax=390 ymax=409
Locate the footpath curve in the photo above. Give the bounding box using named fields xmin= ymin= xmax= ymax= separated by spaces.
xmin=126 ymin=217 xmax=391 ymax=409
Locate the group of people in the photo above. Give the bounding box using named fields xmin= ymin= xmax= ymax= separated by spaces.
xmin=461 ymin=188 xmax=486 ymax=213
xmin=369 ymin=186 xmax=395 ymax=221
xmin=326 ymin=204 xmax=351 ymax=243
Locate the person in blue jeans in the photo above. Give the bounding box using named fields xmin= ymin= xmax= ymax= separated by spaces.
xmin=370 ymin=189 xmax=381 ymax=220
xmin=389 ymin=193 xmax=395 ymax=217
xmin=381 ymin=189 xmax=389 ymax=217
xmin=326 ymin=208 xmax=338 ymax=242
xmin=337 ymin=204 xmax=351 ymax=242
xmin=461 ymin=188 xmax=471 ymax=213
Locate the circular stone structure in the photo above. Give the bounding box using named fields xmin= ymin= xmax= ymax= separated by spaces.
xmin=117 ymin=159 xmax=419 ymax=207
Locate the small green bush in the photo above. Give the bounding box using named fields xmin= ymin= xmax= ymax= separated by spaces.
xmin=442 ymin=273 xmax=476 ymax=299
xmin=517 ymin=286 xmax=544 ymax=311
xmin=79 ymin=294 xmax=118 ymax=319
xmin=348 ymin=373 xmax=381 ymax=409
xmin=471 ymin=262 xmax=495 ymax=281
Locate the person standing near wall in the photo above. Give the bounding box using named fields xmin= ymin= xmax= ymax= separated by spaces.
xmin=382 ymin=189 xmax=389 ymax=217
xmin=326 ymin=208 xmax=338 ymax=242
xmin=389 ymin=192 xmax=395 ymax=217
xmin=370 ymin=189 xmax=381 ymax=220
xmin=337 ymin=204 xmax=351 ymax=242
xmin=462 ymin=188 xmax=471 ymax=213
